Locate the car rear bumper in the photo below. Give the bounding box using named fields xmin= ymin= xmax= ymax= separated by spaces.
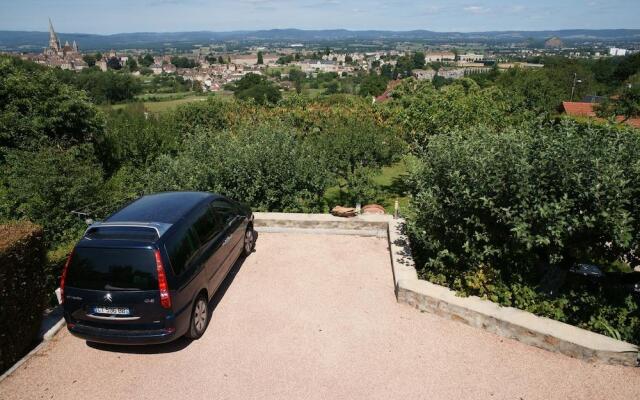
xmin=67 ymin=321 xmax=178 ymax=345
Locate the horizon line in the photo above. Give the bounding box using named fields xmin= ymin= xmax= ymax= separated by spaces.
xmin=3 ymin=27 xmax=640 ymax=36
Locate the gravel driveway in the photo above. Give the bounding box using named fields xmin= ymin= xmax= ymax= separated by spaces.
xmin=1 ymin=232 xmax=639 ymax=400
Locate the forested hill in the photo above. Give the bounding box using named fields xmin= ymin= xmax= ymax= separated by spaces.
xmin=2 ymin=28 xmax=640 ymax=51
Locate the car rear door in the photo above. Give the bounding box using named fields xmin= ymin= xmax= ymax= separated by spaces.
xmin=63 ymin=246 xmax=169 ymax=331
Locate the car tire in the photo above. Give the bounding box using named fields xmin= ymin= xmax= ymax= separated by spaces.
xmin=186 ymin=294 xmax=209 ymax=340
xmin=242 ymin=225 xmax=255 ymax=257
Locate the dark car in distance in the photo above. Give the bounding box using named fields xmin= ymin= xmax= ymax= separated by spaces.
xmin=60 ymin=192 xmax=255 ymax=345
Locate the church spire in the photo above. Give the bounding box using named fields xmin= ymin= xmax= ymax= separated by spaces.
xmin=48 ymin=18 xmax=60 ymax=52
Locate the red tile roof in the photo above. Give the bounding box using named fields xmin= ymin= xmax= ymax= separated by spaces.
xmin=561 ymin=102 xmax=596 ymax=117
xmin=375 ymin=80 xmax=402 ymax=103
xmin=562 ymin=101 xmax=640 ymax=129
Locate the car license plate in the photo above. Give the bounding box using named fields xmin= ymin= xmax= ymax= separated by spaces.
xmin=93 ymin=306 xmax=130 ymax=315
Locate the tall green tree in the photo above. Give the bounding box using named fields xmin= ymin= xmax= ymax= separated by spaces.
xmin=0 ymin=56 xmax=103 ymax=151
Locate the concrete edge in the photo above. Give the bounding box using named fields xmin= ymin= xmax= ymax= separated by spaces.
xmin=0 ymin=306 xmax=66 ymax=384
xmin=256 ymin=212 xmax=639 ymax=366
xmin=255 ymin=226 xmax=386 ymax=237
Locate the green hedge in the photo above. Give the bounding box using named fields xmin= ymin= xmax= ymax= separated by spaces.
xmin=406 ymin=120 xmax=640 ymax=344
xmin=0 ymin=222 xmax=47 ymax=373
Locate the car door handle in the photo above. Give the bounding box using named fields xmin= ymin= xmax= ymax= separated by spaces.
xmin=222 ymin=236 xmax=231 ymax=246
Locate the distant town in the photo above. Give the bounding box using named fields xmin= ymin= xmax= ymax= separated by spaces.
xmin=7 ymin=20 xmax=639 ymax=97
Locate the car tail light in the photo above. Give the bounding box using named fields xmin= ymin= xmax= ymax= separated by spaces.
xmin=60 ymin=250 xmax=74 ymax=304
xmin=155 ymin=249 xmax=171 ymax=309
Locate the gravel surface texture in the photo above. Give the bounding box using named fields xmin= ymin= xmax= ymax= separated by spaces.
xmin=1 ymin=232 xmax=639 ymax=400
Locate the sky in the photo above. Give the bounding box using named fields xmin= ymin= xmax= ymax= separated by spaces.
xmin=1 ymin=0 xmax=639 ymax=34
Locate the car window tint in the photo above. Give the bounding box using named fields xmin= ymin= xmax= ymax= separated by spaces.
xmin=210 ymin=200 xmax=237 ymax=224
xmin=193 ymin=205 xmax=223 ymax=244
xmin=66 ymin=248 xmax=157 ymax=291
xmin=165 ymin=225 xmax=199 ymax=275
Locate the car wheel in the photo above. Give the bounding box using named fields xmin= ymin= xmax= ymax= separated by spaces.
xmin=243 ymin=225 xmax=255 ymax=257
xmin=186 ymin=294 xmax=209 ymax=339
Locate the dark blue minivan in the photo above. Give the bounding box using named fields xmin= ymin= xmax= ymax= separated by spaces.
xmin=60 ymin=192 xmax=254 ymax=344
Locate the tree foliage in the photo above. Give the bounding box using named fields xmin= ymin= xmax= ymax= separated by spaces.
xmin=0 ymin=56 xmax=103 ymax=151
xmin=229 ymin=73 xmax=281 ymax=105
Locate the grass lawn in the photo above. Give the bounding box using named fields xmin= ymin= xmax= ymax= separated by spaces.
xmin=143 ymin=96 xmax=208 ymax=112
xmin=323 ymin=159 xmax=410 ymax=215
xmin=105 ymin=92 xmax=234 ymax=113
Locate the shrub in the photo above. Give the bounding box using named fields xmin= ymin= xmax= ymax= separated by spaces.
xmin=0 ymin=222 xmax=46 ymax=373
xmin=406 ymin=120 xmax=640 ymax=343
xmin=0 ymin=145 xmax=105 ymax=245
xmin=145 ymin=122 xmax=332 ymax=212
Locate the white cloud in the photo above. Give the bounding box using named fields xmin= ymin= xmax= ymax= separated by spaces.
xmin=463 ymin=5 xmax=490 ymax=14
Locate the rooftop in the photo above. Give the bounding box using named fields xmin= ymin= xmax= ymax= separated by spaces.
xmin=106 ymin=192 xmax=215 ymax=224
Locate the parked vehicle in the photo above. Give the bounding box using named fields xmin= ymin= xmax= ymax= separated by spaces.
xmin=60 ymin=192 xmax=254 ymax=345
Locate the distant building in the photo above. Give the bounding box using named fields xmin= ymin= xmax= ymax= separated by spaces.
xmin=40 ymin=19 xmax=85 ymax=71
xmin=150 ymin=63 xmax=163 ymax=75
xmin=162 ymin=63 xmax=177 ymax=74
xmin=437 ymin=67 xmax=466 ymax=80
xmin=425 ymin=51 xmax=456 ymax=62
xmin=609 ymin=47 xmax=628 ymax=56
xmin=458 ymin=53 xmax=484 ymax=62
xmin=412 ymin=69 xmax=436 ymax=81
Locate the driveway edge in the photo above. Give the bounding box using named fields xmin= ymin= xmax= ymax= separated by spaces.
xmin=0 ymin=306 xmax=66 ymax=383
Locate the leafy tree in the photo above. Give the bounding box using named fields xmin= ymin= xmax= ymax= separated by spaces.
xmin=57 ymin=69 xmax=142 ymax=104
xmin=229 ymin=73 xmax=281 ymax=105
xmin=96 ymin=104 xmax=179 ymax=175
xmin=412 ymin=51 xmax=426 ymax=70
xmin=358 ymin=73 xmax=388 ymax=97
xmin=324 ymin=81 xmax=339 ymax=95
xmin=345 ymin=55 xmax=353 ymax=63
xmin=495 ymin=67 xmax=565 ymax=114
xmin=171 ymin=56 xmax=197 ymax=68
xmin=107 ymin=56 xmax=122 ymax=70
xmin=0 ymin=56 xmax=103 ymax=150
xmin=390 ymin=78 xmax=511 ymax=149
xmin=257 ymin=51 xmax=264 ymax=65
xmin=82 ymin=54 xmax=96 ymax=67
xmin=393 ymin=55 xmax=414 ymax=79
xmin=288 ymin=68 xmax=306 ymax=94
xmin=381 ymin=64 xmax=393 ymax=79
xmin=127 ymin=57 xmax=138 ymax=72
xmin=596 ymin=81 xmax=640 ymax=123
xmin=218 ymin=56 xmax=225 ymax=64
xmin=1 ymin=145 xmax=105 ymax=244
xmin=277 ymin=55 xmax=294 ymax=65
xmin=139 ymin=54 xmax=154 ymax=67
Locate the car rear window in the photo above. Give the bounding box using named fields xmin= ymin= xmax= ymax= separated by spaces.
xmin=66 ymin=247 xmax=158 ymax=291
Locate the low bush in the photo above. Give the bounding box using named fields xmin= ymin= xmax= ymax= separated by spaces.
xmin=144 ymin=122 xmax=332 ymax=212
xmin=0 ymin=222 xmax=46 ymax=373
xmin=406 ymin=120 xmax=640 ymax=344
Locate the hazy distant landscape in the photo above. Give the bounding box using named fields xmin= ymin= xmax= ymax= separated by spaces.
xmin=3 ymin=28 xmax=640 ymax=51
